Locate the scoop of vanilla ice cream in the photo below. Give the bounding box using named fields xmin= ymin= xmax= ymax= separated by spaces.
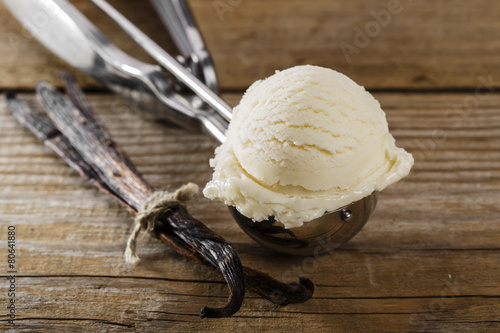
xmin=203 ymin=65 xmax=413 ymax=228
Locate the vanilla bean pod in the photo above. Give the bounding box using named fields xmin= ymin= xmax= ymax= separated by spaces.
xmin=158 ymin=211 xmax=314 ymax=306
xmin=33 ymin=81 xmax=245 ymax=318
xmin=4 ymin=77 xmax=314 ymax=317
xmin=5 ymin=93 xmax=136 ymax=215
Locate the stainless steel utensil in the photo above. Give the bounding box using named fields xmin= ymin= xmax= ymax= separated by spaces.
xmin=231 ymin=193 xmax=378 ymax=256
xmin=2 ymin=0 xmax=378 ymax=255
xmin=150 ymin=0 xmax=219 ymax=92
xmin=1 ymin=0 xmax=229 ymax=143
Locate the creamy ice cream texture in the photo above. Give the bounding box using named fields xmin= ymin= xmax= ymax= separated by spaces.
xmin=203 ymin=65 xmax=413 ymax=229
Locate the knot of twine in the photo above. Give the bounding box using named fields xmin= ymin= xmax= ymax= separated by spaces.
xmin=124 ymin=182 xmax=199 ymax=264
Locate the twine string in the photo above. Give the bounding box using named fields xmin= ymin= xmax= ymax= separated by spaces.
xmin=124 ymin=182 xmax=199 ymax=264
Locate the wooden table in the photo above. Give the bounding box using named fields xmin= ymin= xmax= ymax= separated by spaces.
xmin=1 ymin=1 xmax=499 ymax=332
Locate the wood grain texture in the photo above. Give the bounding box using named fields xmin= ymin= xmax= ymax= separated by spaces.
xmin=1 ymin=0 xmax=499 ymax=330
xmin=1 ymin=0 xmax=500 ymax=90
xmin=1 ymin=92 xmax=499 ymax=332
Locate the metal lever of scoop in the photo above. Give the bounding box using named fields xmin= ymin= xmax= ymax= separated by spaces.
xmin=150 ymin=0 xmax=219 ymax=93
xmin=91 ymin=0 xmax=233 ymax=124
xmin=1 ymin=0 xmax=229 ymax=143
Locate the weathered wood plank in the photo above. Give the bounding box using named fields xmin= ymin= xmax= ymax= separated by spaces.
xmin=5 ymin=275 xmax=500 ymax=332
xmin=0 ymin=92 xmax=499 ymax=331
xmin=1 ymin=0 xmax=500 ymax=90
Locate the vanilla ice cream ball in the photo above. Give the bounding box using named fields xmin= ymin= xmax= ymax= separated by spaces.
xmin=203 ymin=65 xmax=413 ymax=228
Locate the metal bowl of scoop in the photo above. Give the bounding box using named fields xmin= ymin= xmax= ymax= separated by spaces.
xmin=230 ymin=192 xmax=378 ymax=256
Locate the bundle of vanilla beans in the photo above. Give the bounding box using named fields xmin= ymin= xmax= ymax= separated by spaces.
xmin=5 ymin=73 xmax=313 ymax=318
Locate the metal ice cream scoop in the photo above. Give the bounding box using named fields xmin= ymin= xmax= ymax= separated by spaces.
xmin=2 ymin=0 xmax=377 ymax=255
xmin=231 ymin=192 xmax=378 ymax=256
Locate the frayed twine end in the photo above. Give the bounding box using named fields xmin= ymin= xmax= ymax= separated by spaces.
xmin=124 ymin=182 xmax=199 ymax=264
